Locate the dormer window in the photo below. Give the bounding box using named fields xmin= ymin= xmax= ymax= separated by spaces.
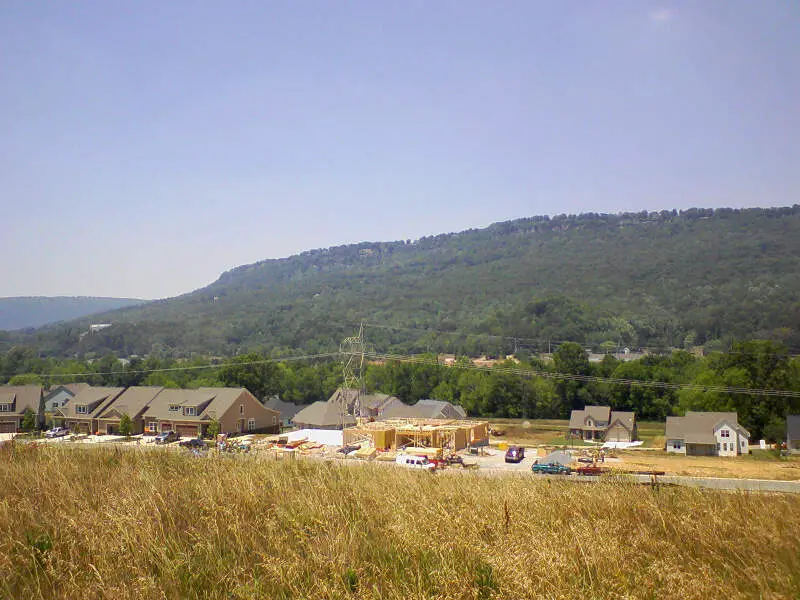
xmin=168 ymin=404 xmax=181 ymax=412
xmin=0 ymin=403 xmax=11 ymax=412
xmin=184 ymin=406 xmax=196 ymax=416
xmin=720 ymin=429 xmax=730 ymax=438
xmin=76 ymin=405 xmax=88 ymax=414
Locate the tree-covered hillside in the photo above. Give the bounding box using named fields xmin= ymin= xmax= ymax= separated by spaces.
xmin=5 ymin=207 xmax=800 ymax=357
xmin=0 ymin=297 xmax=146 ymax=331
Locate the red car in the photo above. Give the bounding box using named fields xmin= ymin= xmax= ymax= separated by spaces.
xmin=504 ymin=446 xmax=525 ymax=463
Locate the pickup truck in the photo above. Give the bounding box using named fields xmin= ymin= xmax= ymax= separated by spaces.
xmin=531 ymin=463 xmax=571 ymax=475
xmin=44 ymin=427 xmax=69 ymax=438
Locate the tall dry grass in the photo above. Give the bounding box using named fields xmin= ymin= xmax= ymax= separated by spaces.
xmin=1 ymin=442 xmax=799 ymax=599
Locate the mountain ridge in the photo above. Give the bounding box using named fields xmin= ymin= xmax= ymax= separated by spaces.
xmin=5 ymin=206 xmax=800 ymax=357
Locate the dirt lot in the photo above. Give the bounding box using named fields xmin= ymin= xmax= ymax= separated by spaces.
xmin=488 ymin=418 xmax=665 ymax=448
xmin=610 ymin=450 xmax=800 ymax=481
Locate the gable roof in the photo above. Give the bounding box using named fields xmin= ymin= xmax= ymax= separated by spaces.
xmin=143 ymin=388 xmax=217 ymax=421
xmin=609 ymin=411 xmax=636 ymax=431
xmin=327 ymin=388 xmax=401 ymax=414
xmin=60 ymin=386 xmax=124 ymax=419
xmin=378 ymin=399 xmax=423 ymax=419
xmin=0 ymin=385 xmax=42 ymax=416
xmin=569 ymin=405 xmax=612 ymax=428
xmin=263 ymin=397 xmax=309 ymax=421
xmin=413 ymin=399 xmax=467 ymax=419
xmin=293 ymin=401 xmax=356 ymax=429
xmin=665 ymin=412 xmax=749 ymax=444
xmin=98 ymin=386 xmax=164 ymax=420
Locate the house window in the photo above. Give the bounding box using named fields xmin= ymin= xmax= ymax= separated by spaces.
xmin=0 ymin=404 xmax=11 ymax=412
xmin=272 ymin=415 xmax=277 ymax=426
xmin=239 ymin=404 xmax=244 ymax=415
xmin=673 ymin=441 xmax=682 ymax=450
xmin=184 ymin=406 xmax=196 ymax=416
xmin=76 ymin=405 xmax=88 ymax=414
xmin=248 ymin=418 xmax=256 ymax=432
xmin=168 ymin=404 xmax=180 ymax=412
xmin=147 ymin=422 xmax=157 ymax=432
xmin=720 ymin=429 xmax=730 ymax=438
xmin=717 ymin=443 xmax=721 ymax=451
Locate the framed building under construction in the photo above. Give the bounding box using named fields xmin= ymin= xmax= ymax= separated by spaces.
xmin=343 ymin=418 xmax=489 ymax=451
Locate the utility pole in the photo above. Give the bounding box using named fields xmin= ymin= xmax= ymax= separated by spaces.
xmin=339 ymin=323 xmax=369 ymax=420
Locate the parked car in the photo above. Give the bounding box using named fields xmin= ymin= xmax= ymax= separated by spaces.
xmin=575 ymin=465 xmax=607 ymax=476
xmin=395 ymin=453 xmax=436 ymax=471
xmin=154 ymin=431 xmax=179 ymax=444
xmin=179 ymin=437 xmax=207 ymax=450
xmin=44 ymin=427 xmax=69 ymax=438
xmin=504 ymin=445 xmax=525 ymax=463
xmin=531 ymin=462 xmax=571 ymax=475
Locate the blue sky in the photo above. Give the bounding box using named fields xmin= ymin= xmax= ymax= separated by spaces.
xmin=1 ymin=1 xmax=798 ymax=299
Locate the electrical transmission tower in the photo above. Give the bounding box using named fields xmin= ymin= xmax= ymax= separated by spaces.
xmin=338 ymin=322 xmax=370 ymax=419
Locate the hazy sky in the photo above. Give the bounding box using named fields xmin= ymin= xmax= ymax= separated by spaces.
xmin=2 ymin=1 xmax=798 ymax=299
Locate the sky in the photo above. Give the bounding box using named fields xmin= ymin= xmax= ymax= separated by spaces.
xmin=1 ymin=1 xmax=798 ymax=299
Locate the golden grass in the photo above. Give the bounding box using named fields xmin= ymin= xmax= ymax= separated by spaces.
xmin=1 ymin=443 xmax=800 ymax=599
xmin=615 ymin=451 xmax=800 ymax=480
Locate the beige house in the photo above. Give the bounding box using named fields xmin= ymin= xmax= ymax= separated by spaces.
xmin=142 ymin=387 xmax=279 ymax=437
xmin=0 ymin=385 xmax=43 ymax=433
xmin=95 ymin=386 xmax=165 ymax=435
xmin=54 ymin=386 xmax=125 ymax=434
xmin=665 ymin=412 xmax=750 ymax=456
xmin=569 ymin=406 xmax=637 ymax=442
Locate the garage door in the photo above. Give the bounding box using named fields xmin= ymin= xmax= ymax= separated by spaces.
xmin=79 ymin=422 xmax=90 ymax=434
xmin=0 ymin=422 xmax=16 ymax=433
xmin=176 ymin=424 xmax=199 ymax=438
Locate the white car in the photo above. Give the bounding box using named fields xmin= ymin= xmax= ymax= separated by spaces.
xmin=44 ymin=427 xmax=69 ymax=438
xmin=395 ymin=453 xmax=436 ymax=471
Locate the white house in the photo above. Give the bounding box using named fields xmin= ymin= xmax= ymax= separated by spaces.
xmin=665 ymin=411 xmax=749 ymax=456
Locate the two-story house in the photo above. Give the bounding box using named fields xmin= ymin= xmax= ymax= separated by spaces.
xmin=568 ymin=405 xmax=638 ymax=442
xmin=0 ymin=385 xmax=43 ymax=433
xmin=665 ymin=411 xmax=750 ymax=456
xmin=142 ymin=387 xmax=279 ymax=437
xmin=54 ymin=386 xmax=125 ymax=434
xmin=94 ymin=386 xmax=165 ymax=435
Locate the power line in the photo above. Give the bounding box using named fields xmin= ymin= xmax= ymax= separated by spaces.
xmin=366 ymin=352 xmax=800 ymax=399
xmin=28 ymin=352 xmax=340 ymax=379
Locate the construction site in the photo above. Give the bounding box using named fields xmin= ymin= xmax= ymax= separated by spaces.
xmin=342 ymin=418 xmax=489 ymax=452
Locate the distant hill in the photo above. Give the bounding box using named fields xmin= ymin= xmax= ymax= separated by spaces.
xmin=6 ymin=206 xmax=800 ymax=357
xmin=0 ymin=297 xmax=147 ymax=331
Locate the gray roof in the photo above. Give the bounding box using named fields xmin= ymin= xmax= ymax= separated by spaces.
xmin=143 ymin=388 xmax=217 ymax=421
xmin=609 ymin=411 xmax=636 ymax=431
xmin=59 ymin=386 xmax=124 ymax=419
xmin=543 ymin=451 xmax=573 ymax=466
xmin=293 ymin=401 xmax=356 ymax=429
xmin=0 ymin=385 xmax=42 ymax=417
xmin=98 ymin=386 xmax=164 ymax=419
xmin=665 ymin=412 xmax=749 ymax=444
xmin=327 ymin=388 xmax=400 ymax=413
xmin=412 ymin=399 xmax=467 ymax=419
xmin=787 ymin=415 xmax=800 ymax=441
xmin=569 ymin=405 xmax=612 ymax=429
xmin=378 ymin=399 xmax=422 ymax=419
xmin=264 ymin=397 xmax=309 ymax=421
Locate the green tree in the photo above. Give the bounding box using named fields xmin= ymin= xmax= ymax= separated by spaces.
xmin=206 ymin=419 xmax=221 ymax=440
xmin=218 ymin=353 xmax=280 ymax=399
xmin=119 ymin=414 xmax=133 ymax=437
xmin=21 ymin=408 xmax=36 ymax=432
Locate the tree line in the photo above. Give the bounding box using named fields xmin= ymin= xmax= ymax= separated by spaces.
xmin=2 ymin=340 xmax=799 ymax=441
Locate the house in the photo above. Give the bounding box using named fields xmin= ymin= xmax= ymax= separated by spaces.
xmin=568 ymin=406 xmax=637 ymax=442
xmin=142 ymin=387 xmax=279 ymax=437
xmin=787 ymin=415 xmax=800 ymax=452
xmin=94 ymin=386 xmax=164 ymax=435
xmin=411 ymin=399 xmax=467 ymax=420
xmin=0 ymin=385 xmax=43 ymax=433
xmin=293 ymin=401 xmax=357 ymax=430
xmin=43 ymin=383 xmax=90 ymax=413
xmin=54 ymin=386 xmax=125 ymax=434
xmin=326 ymin=388 xmax=409 ymax=419
xmin=263 ymin=397 xmax=310 ymax=427
xmin=665 ymin=411 xmax=750 ymax=456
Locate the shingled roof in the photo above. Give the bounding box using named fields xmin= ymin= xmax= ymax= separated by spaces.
xmin=98 ymin=386 xmax=164 ymax=419
xmin=665 ymin=411 xmax=749 ymax=444
xmin=0 ymin=385 xmax=42 ymax=417
xmin=293 ymin=401 xmax=356 ymax=429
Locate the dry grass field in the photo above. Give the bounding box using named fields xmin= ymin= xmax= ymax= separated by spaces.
xmin=2 ymin=443 xmax=800 ymax=600
xmin=613 ymin=450 xmax=800 ymax=480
